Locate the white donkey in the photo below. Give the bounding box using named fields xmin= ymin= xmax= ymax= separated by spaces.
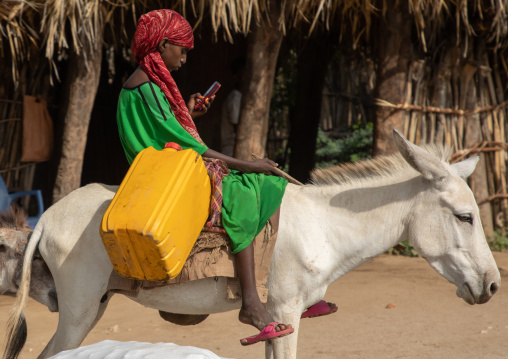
xmin=4 ymin=129 xmax=500 ymax=359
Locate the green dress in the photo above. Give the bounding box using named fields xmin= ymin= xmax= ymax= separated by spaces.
xmin=117 ymin=82 xmax=288 ymax=253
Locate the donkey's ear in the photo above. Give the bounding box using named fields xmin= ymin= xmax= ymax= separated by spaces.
xmin=393 ymin=128 xmax=448 ymax=182
xmin=450 ymin=156 xmax=479 ymax=180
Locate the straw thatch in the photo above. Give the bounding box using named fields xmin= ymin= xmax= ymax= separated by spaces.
xmin=3 ymin=0 xmax=506 ymax=83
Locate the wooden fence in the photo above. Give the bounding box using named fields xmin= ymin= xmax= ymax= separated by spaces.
xmin=321 ymin=48 xmax=508 ymax=236
xmin=0 ymin=99 xmax=37 ymax=193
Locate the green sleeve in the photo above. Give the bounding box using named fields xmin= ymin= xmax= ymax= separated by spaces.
xmin=117 ymin=82 xmax=208 ymax=164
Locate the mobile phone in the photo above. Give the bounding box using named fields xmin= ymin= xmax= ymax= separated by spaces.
xmin=194 ymin=81 xmax=221 ymax=111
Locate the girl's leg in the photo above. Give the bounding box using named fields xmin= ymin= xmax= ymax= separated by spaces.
xmin=235 ymin=241 xmax=290 ymax=332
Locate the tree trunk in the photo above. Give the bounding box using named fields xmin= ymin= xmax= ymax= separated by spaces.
xmin=53 ymin=30 xmax=104 ymax=203
xmin=373 ymin=0 xmax=413 ymax=156
xmin=234 ymin=6 xmax=283 ymax=160
xmin=462 ymin=62 xmax=494 ymax=238
xmin=288 ymin=31 xmax=336 ymax=183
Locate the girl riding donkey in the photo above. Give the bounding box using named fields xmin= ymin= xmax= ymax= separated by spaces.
xmin=117 ymin=9 xmax=335 ymax=345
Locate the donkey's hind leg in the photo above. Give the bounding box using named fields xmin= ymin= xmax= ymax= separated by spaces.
xmin=37 ymin=291 xmax=111 ymax=359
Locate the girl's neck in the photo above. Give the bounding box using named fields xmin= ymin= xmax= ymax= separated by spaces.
xmin=123 ymin=67 xmax=149 ymax=88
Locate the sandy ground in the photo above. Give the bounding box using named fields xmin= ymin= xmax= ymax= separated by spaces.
xmin=1 ymin=251 xmax=507 ymax=359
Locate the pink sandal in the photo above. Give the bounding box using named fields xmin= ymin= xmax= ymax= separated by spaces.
xmin=301 ymin=300 xmax=338 ymax=319
xmin=240 ymin=322 xmax=294 ymax=346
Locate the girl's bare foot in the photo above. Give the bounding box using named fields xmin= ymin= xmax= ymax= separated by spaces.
xmin=238 ymin=303 xmax=291 ymax=332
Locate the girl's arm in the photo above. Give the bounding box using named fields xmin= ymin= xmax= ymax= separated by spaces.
xmin=202 ymin=149 xmax=281 ymax=176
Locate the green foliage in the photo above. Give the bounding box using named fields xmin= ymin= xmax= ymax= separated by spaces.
xmin=315 ymin=122 xmax=373 ymax=168
xmin=270 ymin=49 xmax=297 ymax=121
xmin=386 ymin=240 xmax=420 ymax=257
xmin=488 ymin=228 xmax=508 ymax=251
xmin=389 ymin=228 xmax=508 ymax=257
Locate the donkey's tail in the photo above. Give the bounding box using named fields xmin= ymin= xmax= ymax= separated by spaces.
xmin=3 ymin=227 xmax=42 ymax=359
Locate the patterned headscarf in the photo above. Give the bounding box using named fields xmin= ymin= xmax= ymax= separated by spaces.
xmin=131 ymin=9 xmax=204 ymax=144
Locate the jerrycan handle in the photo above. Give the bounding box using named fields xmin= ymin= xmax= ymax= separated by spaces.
xmin=164 ymin=142 xmax=183 ymax=151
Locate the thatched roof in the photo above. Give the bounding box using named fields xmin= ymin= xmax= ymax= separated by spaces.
xmin=1 ymin=0 xmax=507 ymax=82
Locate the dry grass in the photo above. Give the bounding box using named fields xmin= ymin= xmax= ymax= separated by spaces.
xmin=2 ymin=0 xmax=506 ymax=83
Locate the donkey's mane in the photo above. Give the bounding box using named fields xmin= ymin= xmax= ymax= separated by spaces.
xmin=310 ymin=143 xmax=453 ymax=186
xmin=0 ymin=207 xmax=29 ymax=230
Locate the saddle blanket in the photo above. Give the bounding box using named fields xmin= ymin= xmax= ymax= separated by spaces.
xmin=107 ymin=211 xmax=279 ymax=303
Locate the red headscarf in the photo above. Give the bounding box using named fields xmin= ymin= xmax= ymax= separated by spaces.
xmin=131 ymin=9 xmax=204 ymax=144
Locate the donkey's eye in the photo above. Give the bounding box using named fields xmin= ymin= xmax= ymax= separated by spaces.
xmin=455 ymin=213 xmax=473 ymax=224
xmin=0 ymin=244 xmax=6 ymax=253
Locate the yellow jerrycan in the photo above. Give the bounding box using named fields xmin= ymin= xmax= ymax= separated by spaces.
xmin=100 ymin=146 xmax=211 ymax=281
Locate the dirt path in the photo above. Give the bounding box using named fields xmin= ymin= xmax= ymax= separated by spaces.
xmin=1 ymin=252 xmax=507 ymax=359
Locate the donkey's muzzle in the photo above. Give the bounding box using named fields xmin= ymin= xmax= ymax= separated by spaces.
xmin=477 ymin=278 xmax=501 ymax=304
xmin=471 ymin=270 xmax=501 ymax=304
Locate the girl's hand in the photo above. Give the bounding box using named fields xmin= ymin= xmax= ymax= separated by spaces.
xmin=187 ymin=93 xmax=215 ymax=118
xmin=240 ymin=158 xmax=280 ymax=176
xmin=201 ymin=149 xmax=284 ymax=178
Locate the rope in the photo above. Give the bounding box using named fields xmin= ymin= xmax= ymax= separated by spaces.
xmin=0 ymin=118 xmax=21 ymax=124
xmin=374 ymin=98 xmax=508 ymax=116
xmin=0 ymin=98 xmax=58 ymax=108
xmin=449 ymin=141 xmax=508 ymax=163
xmin=0 ymin=163 xmax=36 ymax=173
xmin=0 ymin=99 xmax=22 ymax=105
xmin=477 ymin=194 xmax=508 ymax=206
xmin=449 ymin=141 xmax=508 ymax=206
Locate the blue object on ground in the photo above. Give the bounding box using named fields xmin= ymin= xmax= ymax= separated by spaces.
xmin=0 ymin=175 xmax=44 ymax=229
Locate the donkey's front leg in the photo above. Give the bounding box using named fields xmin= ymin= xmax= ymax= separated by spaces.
xmin=263 ymin=295 xmax=303 ymax=359
xmin=264 ymin=311 xmax=301 ymax=359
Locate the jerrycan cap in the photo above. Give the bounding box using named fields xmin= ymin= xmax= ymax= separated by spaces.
xmin=164 ymin=142 xmax=183 ymax=151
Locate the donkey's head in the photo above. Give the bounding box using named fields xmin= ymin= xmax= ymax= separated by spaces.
xmin=0 ymin=208 xmax=58 ymax=312
xmin=393 ymin=129 xmax=500 ymax=305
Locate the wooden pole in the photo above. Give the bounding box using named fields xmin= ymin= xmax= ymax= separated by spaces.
xmin=372 ymin=0 xmax=413 ymax=156
xmin=463 ymin=45 xmax=494 ymax=238
xmin=234 ymin=4 xmax=283 ymax=161
xmin=52 ymin=23 xmax=104 ymax=203
xmin=288 ymin=27 xmax=337 ymax=182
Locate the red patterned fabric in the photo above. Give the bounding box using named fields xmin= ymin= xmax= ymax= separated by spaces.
xmin=131 ymin=9 xmax=204 ymax=144
xmin=202 ymin=158 xmax=230 ymax=233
